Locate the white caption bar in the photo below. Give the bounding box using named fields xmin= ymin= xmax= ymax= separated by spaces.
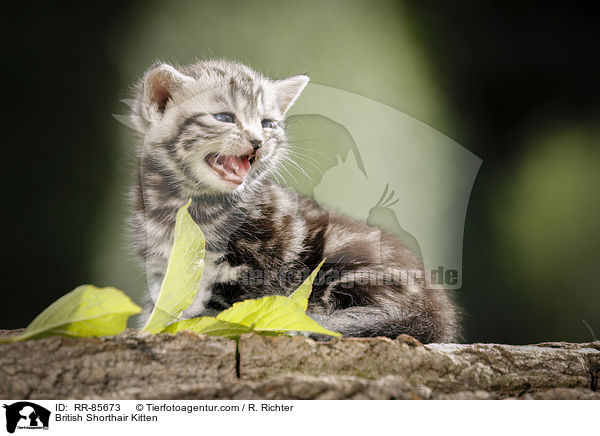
xmin=0 ymin=400 xmax=595 ymax=435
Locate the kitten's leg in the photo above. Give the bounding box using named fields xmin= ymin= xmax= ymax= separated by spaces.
xmin=313 ymin=222 xmax=458 ymax=342
xmin=132 ymin=272 xmax=163 ymax=329
xmin=309 ymin=305 xmax=451 ymax=343
xmin=308 ymin=284 xmax=457 ymax=343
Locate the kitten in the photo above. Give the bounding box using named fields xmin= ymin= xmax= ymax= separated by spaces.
xmin=130 ymin=59 xmax=457 ymax=343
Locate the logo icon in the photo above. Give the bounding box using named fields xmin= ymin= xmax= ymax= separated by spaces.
xmin=3 ymin=402 xmax=50 ymax=434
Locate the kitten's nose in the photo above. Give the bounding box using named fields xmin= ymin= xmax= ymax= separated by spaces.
xmin=250 ymin=139 xmax=262 ymax=151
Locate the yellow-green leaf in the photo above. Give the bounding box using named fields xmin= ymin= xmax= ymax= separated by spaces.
xmin=162 ymin=317 xmax=255 ymax=339
xmin=217 ymin=295 xmax=341 ymax=337
xmin=0 ymin=285 xmax=141 ymax=343
xmin=288 ymin=258 xmax=325 ymax=311
xmin=160 ymin=259 xmax=339 ymax=340
xmin=142 ymin=199 xmax=205 ymax=333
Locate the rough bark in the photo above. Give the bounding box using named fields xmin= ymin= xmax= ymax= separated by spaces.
xmin=1 ymin=329 xmax=598 ymax=400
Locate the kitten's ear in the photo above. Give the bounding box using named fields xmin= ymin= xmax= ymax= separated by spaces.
xmin=271 ymin=75 xmax=310 ymax=115
xmin=143 ymin=63 xmax=193 ymax=113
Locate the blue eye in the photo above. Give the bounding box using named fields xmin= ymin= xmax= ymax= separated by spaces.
xmin=261 ymin=119 xmax=276 ymax=129
xmin=214 ymin=113 xmax=235 ymax=123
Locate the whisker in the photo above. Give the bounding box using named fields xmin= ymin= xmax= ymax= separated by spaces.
xmin=279 ymin=155 xmax=312 ymax=182
xmin=287 ymin=151 xmax=329 ymax=170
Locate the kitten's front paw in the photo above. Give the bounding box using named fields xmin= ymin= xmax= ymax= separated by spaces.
xmin=285 ymin=331 xmax=311 ymax=337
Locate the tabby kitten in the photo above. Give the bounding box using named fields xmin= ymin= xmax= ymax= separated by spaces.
xmin=130 ymin=59 xmax=457 ymax=343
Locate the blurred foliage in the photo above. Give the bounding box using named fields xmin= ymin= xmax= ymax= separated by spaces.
xmin=491 ymin=126 xmax=600 ymax=340
xmin=2 ymin=0 xmax=598 ymax=343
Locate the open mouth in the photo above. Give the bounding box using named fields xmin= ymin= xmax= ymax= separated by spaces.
xmin=205 ymin=153 xmax=256 ymax=185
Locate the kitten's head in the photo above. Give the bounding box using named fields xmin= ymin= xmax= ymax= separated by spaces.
xmin=132 ymin=59 xmax=308 ymax=195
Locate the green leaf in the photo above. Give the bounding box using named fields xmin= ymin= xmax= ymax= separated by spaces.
xmin=0 ymin=285 xmax=141 ymax=343
xmin=217 ymin=295 xmax=341 ymax=337
xmin=161 ymin=296 xmax=340 ymax=340
xmin=161 ymin=259 xmax=338 ymax=340
xmin=162 ymin=317 xmax=255 ymax=339
xmin=142 ymin=199 xmax=206 ymax=333
xmin=288 ymin=258 xmax=325 ymax=311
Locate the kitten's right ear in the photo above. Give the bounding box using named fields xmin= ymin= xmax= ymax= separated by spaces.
xmin=132 ymin=63 xmax=194 ymax=133
xmin=143 ymin=63 xmax=193 ymax=113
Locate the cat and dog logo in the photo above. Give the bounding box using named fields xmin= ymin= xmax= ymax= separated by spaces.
xmin=2 ymin=402 xmax=50 ymax=433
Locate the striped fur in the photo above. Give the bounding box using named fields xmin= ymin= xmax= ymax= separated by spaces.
xmin=130 ymin=59 xmax=458 ymax=343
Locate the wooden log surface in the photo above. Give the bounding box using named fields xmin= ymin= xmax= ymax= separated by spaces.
xmin=1 ymin=329 xmax=599 ymax=399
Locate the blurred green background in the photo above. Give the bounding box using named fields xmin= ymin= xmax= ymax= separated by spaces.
xmin=2 ymin=1 xmax=598 ymax=343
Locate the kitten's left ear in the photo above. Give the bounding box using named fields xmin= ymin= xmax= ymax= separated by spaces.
xmin=271 ymin=75 xmax=310 ymax=115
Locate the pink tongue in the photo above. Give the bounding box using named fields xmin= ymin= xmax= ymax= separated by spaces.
xmin=221 ymin=155 xmax=250 ymax=178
